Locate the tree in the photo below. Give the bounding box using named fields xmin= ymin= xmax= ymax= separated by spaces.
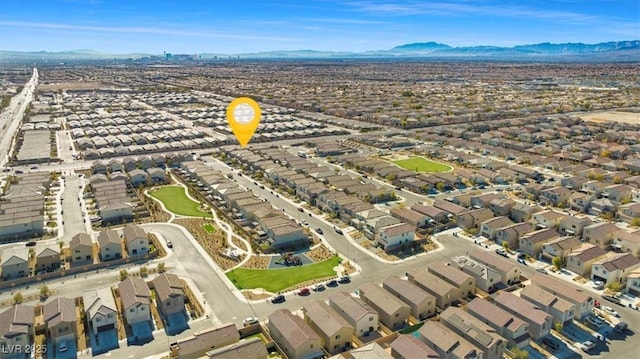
xmin=510 ymin=347 xmax=529 ymax=359
xmin=552 ymin=256 xmax=563 ymax=270
xmin=606 ymin=281 xmax=624 ymax=293
xmin=13 ymin=292 xmax=23 ymax=304
xmin=554 ymin=320 xmax=563 ymax=332
xmin=631 ymin=217 xmax=640 ymax=227
xmin=502 ymin=242 xmax=510 ymax=252
xmin=435 ymin=182 xmax=445 ymax=192
xmin=39 ymin=284 xmax=50 ymax=298
xmin=157 ymin=262 xmax=166 ymax=273
xmin=119 ymin=269 xmax=129 ymax=281
xmin=140 ymin=266 xmax=148 ymax=277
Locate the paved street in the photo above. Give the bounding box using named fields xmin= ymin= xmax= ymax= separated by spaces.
xmin=0 ymin=69 xmax=38 ymax=168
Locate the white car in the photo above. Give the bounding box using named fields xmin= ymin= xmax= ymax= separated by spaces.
xmin=592 ymin=280 xmax=605 ymax=290
xmin=602 ymin=306 xmax=620 ymax=317
xmin=242 ymin=317 xmax=259 ymax=326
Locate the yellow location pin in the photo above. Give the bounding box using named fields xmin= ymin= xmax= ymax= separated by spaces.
xmin=226 ymin=97 xmax=262 ymax=148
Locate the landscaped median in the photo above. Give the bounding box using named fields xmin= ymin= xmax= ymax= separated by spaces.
xmin=148 ymin=185 xmax=212 ymax=218
xmin=226 ymin=255 xmax=342 ymax=293
xmin=392 ymin=156 xmax=452 ymax=173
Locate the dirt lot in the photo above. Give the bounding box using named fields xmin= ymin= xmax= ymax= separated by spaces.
xmin=305 ymin=244 xmax=334 ymax=262
xmin=242 ymin=255 xmax=270 ymax=269
xmin=242 ymin=290 xmax=272 ymax=300
xmin=580 ymin=110 xmax=640 ymax=125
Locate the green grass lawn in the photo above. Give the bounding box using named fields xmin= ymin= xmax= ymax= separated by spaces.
xmin=392 ymin=156 xmax=452 ymax=173
xmin=203 ymin=223 xmax=216 ymax=233
xmin=227 ymin=256 xmax=341 ymax=292
xmin=149 ymin=186 xmax=212 ymax=218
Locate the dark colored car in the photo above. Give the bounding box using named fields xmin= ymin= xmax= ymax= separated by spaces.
xmin=298 ymin=288 xmax=310 ymax=296
xmin=602 ymin=295 xmax=622 ymax=305
xmin=25 ymin=241 xmax=37 ymax=247
xmin=271 ymin=295 xmax=286 ymax=304
xmin=316 ymin=228 xmax=324 ymax=234
xmin=542 ymin=337 xmax=560 ymax=351
xmin=495 ymin=248 xmax=509 ymax=258
xmin=338 ymin=276 xmax=351 ymax=284
xmin=326 ymin=280 xmax=338 ymax=287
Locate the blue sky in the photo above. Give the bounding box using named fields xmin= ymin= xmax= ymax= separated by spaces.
xmin=1 ymin=1 xmax=638 ymax=54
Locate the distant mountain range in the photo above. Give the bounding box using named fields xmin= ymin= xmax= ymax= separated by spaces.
xmin=1 ymin=40 xmax=639 ymax=62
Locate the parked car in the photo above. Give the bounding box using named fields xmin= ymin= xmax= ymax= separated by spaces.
xmin=542 ymin=337 xmax=560 ymax=351
xmin=592 ymin=280 xmax=605 ymax=290
xmin=602 ymin=295 xmax=622 ymax=305
xmin=495 ymin=248 xmax=509 ymax=258
xmin=334 ymin=226 xmax=344 ymax=235
xmin=166 ymin=240 xmax=173 ymax=249
xmin=535 ymin=267 xmax=548 ymax=274
xmin=614 ymin=321 xmax=628 ymax=333
xmin=338 ymin=275 xmax=351 ymax=284
xmin=58 ymin=342 xmax=68 ymax=352
xmin=602 ymin=306 xmax=620 ymax=317
xmin=25 ymin=241 xmax=37 ymax=247
xmin=271 ymin=295 xmax=286 ymax=304
xmin=297 ymin=207 xmax=304 ymax=212
xmin=298 ymin=287 xmax=310 ymax=296
xmin=586 ymin=316 xmax=604 ymax=328
xmin=312 ymin=283 xmax=325 ymax=292
xmin=580 ymin=340 xmax=596 ymax=352
xmin=243 ymin=317 xmax=259 ymax=326
xmin=301 ymin=220 xmax=309 ymax=226
xmin=316 ymin=228 xmax=324 ymax=234
xmin=326 ymin=279 xmax=338 ymax=287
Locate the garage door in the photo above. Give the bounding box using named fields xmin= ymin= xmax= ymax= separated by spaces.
xmin=97 ymin=323 xmax=115 ymax=332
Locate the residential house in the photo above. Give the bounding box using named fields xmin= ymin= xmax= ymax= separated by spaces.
xmin=390 ymin=335 xmax=439 ymax=359
xmin=70 ymin=233 xmax=94 ymax=265
xmin=328 ymin=291 xmax=378 ymax=338
xmin=558 ymin=215 xmax=592 ymax=237
xmin=390 ymin=208 xmax=428 ymax=228
xmin=531 ymin=274 xmax=594 ymax=319
xmin=1 ymin=248 xmax=29 ymax=280
xmin=147 ymin=168 xmax=167 ymax=184
xmin=43 ymin=297 xmax=76 ymax=346
xmin=205 ymin=337 xmax=267 ymax=359
xmin=532 ymin=210 xmax=564 ymax=230
xmin=466 ymin=298 xmax=530 ymax=349
xmin=494 ymin=292 xmax=553 ymax=340
xmin=519 ymin=228 xmax=560 ymax=258
xmin=433 ymin=199 xmax=467 ymax=217
xmin=303 ymin=300 xmax=352 ymax=355
xmin=129 ymin=168 xmax=148 ymax=187
xmin=566 ymin=243 xmax=609 ymax=277
xmin=495 ymin=222 xmax=535 ymax=250
xmin=470 ymin=193 xmax=501 ymax=209
xmin=591 ymin=253 xmax=640 ymax=285
xmin=118 ymin=277 xmax=152 ymax=326
xmin=520 ymin=286 xmax=576 ymax=324
xmin=83 ymin=287 xmax=117 ymax=335
xmin=151 ymin=273 xmax=186 ymax=317
xmin=569 ymin=192 xmax=595 ymax=213
xmin=410 ymin=204 xmax=449 ymax=223
xmin=382 ymin=276 xmax=436 ymax=320
xmin=35 ymin=243 xmax=61 ymax=273
xmin=509 ymin=202 xmax=542 ymax=223
xmin=618 ymin=202 xmax=640 ymax=224
xmin=581 ymin=180 xmax=607 ymax=196
xmin=456 ymin=208 xmax=493 ymax=231
xmin=611 ymin=230 xmax=640 ymax=256
xmin=268 ymin=309 xmax=323 ymax=359
xmin=440 ymin=307 xmax=507 ymax=359
xmin=363 ymin=215 xmax=401 ymax=240
xmin=427 ymin=261 xmax=476 ymax=298
xmin=376 ymin=223 xmax=415 ymax=251
xmin=480 ymin=216 xmax=515 ymax=240
xmin=417 ymin=321 xmax=483 ymax=359
xmin=469 ymin=249 xmax=521 ymax=286
xmin=407 ymin=269 xmax=458 ymax=309
xmin=603 ymin=184 xmax=633 ymax=202
xmin=561 ymin=176 xmax=586 ymax=191
xmin=582 ymin=222 xmax=620 ymax=248
xmin=452 ymin=256 xmax=502 ymax=293
xmin=541 ymin=236 xmax=581 ymax=263
xmin=97 ymin=229 xmax=122 ymax=261
xmin=123 ymin=224 xmax=150 ymax=257
xmin=539 ymin=186 xmax=572 ymax=207
xmin=0 ymin=305 xmax=34 ymax=351
xmin=359 ymin=283 xmax=410 ymax=330
xmin=625 ymin=268 xmax=640 ymax=296
xmin=488 ymin=198 xmax=516 ymax=216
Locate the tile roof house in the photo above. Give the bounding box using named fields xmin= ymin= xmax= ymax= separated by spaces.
xmin=417 ymin=321 xmax=483 ymax=359
xmin=35 ymin=243 xmax=61 ymax=273
xmin=407 ymin=269 xmax=458 ymax=309
xmin=456 ymin=208 xmax=494 ymax=231
xmin=390 ymin=334 xmax=439 ymax=359
xmin=566 ymin=243 xmax=609 ymax=277
xmin=389 ymin=207 xmax=429 ymax=228
xmin=83 ymin=287 xmax=117 ymax=335
xmin=466 ymin=298 xmax=530 ymax=349
xmin=359 ymin=283 xmax=410 ymax=331
xmin=591 ymin=253 xmax=640 ymax=285
xmin=494 ymin=292 xmax=553 ymax=340
xmin=410 ymin=204 xmax=449 ymax=223
xmin=480 ymin=216 xmax=515 ymax=240
xmin=0 ymin=304 xmax=35 ymax=351
xmin=440 ymin=307 xmax=507 ymax=359
xmin=328 ymin=291 xmax=378 ymax=338
xmin=151 ymin=273 xmax=186 ymax=316
xmin=531 ymin=274 xmax=594 ymax=319
xmin=532 ymin=210 xmax=565 ymax=230
xmin=495 ymin=222 xmax=535 ymax=250
xmin=518 ymin=228 xmax=560 ymax=258
xmin=469 ymin=248 xmax=521 ymax=286
xmin=97 ymin=229 xmax=123 ymax=261
xmin=382 ymin=276 xmax=436 ymax=320
xmin=173 ymin=323 xmax=241 ymax=359
xmin=541 ymin=236 xmax=582 ymax=262
xmin=509 ymin=202 xmax=542 ymax=223
xmin=70 ymin=233 xmax=94 ymax=266
xmin=520 ymin=286 xmax=576 ymax=324
xmin=43 ymin=297 xmax=77 ymax=346
xmin=625 ymin=268 xmax=640 ymax=296
xmin=611 ymin=230 xmax=640 ymax=256
xmin=557 ymin=215 xmax=592 ymax=237
xmin=118 ymin=277 xmax=152 ymax=326
xmin=427 ymin=261 xmax=476 ymax=298
xmin=618 ymin=202 xmax=640 ymax=224
xmin=267 ymin=309 xmax=323 ymax=359
xmin=303 ymin=300 xmax=353 ymax=355
xmin=582 ymin=222 xmax=621 ymax=248
xmin=122 ymin=224 xmax=150 ymax=257
xmin=205 ymin=337 xmax=267 ymax=359
xmin=1 ymin=248 xmax=29 ymax=280
xmin=375 ymin=223 xmax=415 ymax=251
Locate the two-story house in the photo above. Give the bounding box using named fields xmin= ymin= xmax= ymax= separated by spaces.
xmin=328 ymin=291 xmax=378 ymax=338
xmin=591 ymin=253 xmax=640 ymax=285
xmin=70 ymin=233 xmax=94 ymax=266
xmin=83 ymin=287 xmax=117 ymax=335
xmin=118 ymin=277 xmax=152 ymax=327
xmin=43 ymin=297 xmax=77 ymax=348
xmin=97 ymin=229 xmax=123 ymax=261
xmin=122 ymin=224 xmax=150 ymax=258
xmin=151 ymin=273 xmax=186 ymax=317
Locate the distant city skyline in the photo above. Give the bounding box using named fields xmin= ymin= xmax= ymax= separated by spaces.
xmin=1 ymin=0 xmax=638 ymax=54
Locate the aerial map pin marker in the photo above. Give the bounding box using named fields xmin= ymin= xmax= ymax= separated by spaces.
xmin=226 ymin=97 xmax=262 ymax=148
